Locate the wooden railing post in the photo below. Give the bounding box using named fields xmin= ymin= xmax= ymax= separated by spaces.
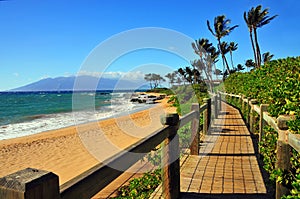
xmin=259 ymin=104 xmax=268 ymax=145
xmin=241 ymin=95 xmax=245 ymax=114
xmin=218 ymin=92 xmax=222 ymax=112
xmin=214 ymin=95 xmax=218 ymax=119
xmin=247 ymin=97 xmax=251 ymax=124
xmin=249 ymin=99 xmax=258 ymax=133
xmin=190 ymin=103 xmax=200 ymax=155
xmin=203 ymin=98 xmax=211 ymax=135
xmin=0 ymin=168 xmax=60 ymax=199
xmin=161 ymin=113 xmax=180 ymax=199
xmin=276 ymin=116 xmax=292 ymax=199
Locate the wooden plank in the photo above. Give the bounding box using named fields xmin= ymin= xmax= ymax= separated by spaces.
xmin=178 ymin=104 xmax=206 ymax=128
xmin=179 ymin=111 xmax=198 ymax=128
xmin=161 ymin=114 xmax=180 ymax=199
xmin=263 ymin=112 xmax=279 ymax=132
xmin=190 ymin=104 xmax=200 ymax=155
xmin=259 ymin=105 xmax=268 ymax=143
xmin=288 ymin=133 xmax=300 ymax=153
xmin=219 ymin=92 xmax=240 ymax=98
xmin=253 ymin=104 xmax=261 ymax=115
xmin=60 ymin=125 xmax=173 ymax=199
xmin=276 ymin=140 xmax=291 ymax=199
xmin=249 ymin=99 xmax=258 ymax=134
xmin=203 ymin=98 xmax=211 ymax=135
xmin=0 ymin=168 xmax=60 ymax=199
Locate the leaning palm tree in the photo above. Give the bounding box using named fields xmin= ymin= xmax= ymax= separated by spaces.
xmin=228 ymin=42 xmax=238 ymax=69
xmin=262 ymin=52 xmax=274 ymax=65
xmin=244 ymin=9 xmax=257 ymax=67
xmin=207 ymin=15 xmax=238 ymax=74
xmin=244 ymin=5 xmax=278 ymax=68
xmin=192 ymin=38 xmax=220 ymax=84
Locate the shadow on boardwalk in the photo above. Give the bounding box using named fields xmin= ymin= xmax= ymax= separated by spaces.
xmin=151 ymin=102 xmax=274 ymax=199
xmin=180 ymin=192 xmax=271 ymax=199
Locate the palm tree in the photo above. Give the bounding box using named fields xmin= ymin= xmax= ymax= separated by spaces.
xmin=214 ymin=69 xmax=223 ymax=79
xmin=144 ymin=73 xmax=153 ymax=89
xmin=207 ymin=15 xmax=238 ymax=74
xmin=244 ymin=9 xmax=257 ymax=67
xmin=176 ymin=77 xmax=182 ymax=86
xmin=237 ymin=64 xmax=245 ymax=71
xmin=165 ymin=72 xmax=176 ymax=88
xmin=262 ymin=52 xmax=274 ymax=64
xmin=228 ymin=42 xmax=238 ymax=69
xmin=152 ymin=74 xmax=165 ymax=88
xmin=245 ymin=59 xmax=256 ymax=69
xmin=244 ymin=5 xmax=278 ymax=68
xmin=192 ymin=38 xmax=220 ymax=84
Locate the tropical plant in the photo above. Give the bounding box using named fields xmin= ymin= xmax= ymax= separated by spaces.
xmin=244 ymin=5 xmax=278 ymax=68
xmin=165 ymin=72 xmax=176 ymax=88
xmin=144 ymin=73 xmax=165 ymax=89
xmin=177 ymin=66 xmax=202 ymax=85
xmin=192 ymin=38 xmax=220 ymax=91
xmin=228 ymin=42 xmax=238 ymax=69
xmin=245 ymin=59 xmax=256 ymax=69
xmin=144 ymin=73 xmax=153 ymax=89
xmin=262 ymin=52 xmax=274 ymax=65
xmin=207 ymin=15 xmax=238 ymax=74
xmin=237 ymin=64 xmax=245 ymax=71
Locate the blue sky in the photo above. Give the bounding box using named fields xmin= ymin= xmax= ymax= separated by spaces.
xmin=0 ymin=0 xmax=299 ymax=91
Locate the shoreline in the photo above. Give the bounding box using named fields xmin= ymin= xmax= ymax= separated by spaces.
xmin=0 ymin=97 xmax=176 ymax=185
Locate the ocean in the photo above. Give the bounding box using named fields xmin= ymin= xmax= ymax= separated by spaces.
xmin=0 ymin=91 xmax=152 ymax=140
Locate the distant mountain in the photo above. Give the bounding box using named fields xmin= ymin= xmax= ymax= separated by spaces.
xmin=11 ymin=76 xmax=149 ymax=91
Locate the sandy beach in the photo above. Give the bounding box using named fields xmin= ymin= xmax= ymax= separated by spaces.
xmin=0 ymin=96 xmax=176 ymax=185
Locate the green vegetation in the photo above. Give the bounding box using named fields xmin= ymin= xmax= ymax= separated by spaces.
xmin=244 ymin=5 xmax=278 ymax=68
xmin=146 ymin=87 xmax=174 ymax=96
xmin=223 ymin=57 xmax=300 ymax=198
xmin=113 ymin=170 xmax=161 ymax=199
xmin=224 ymin=57 xmax=300 ymax=119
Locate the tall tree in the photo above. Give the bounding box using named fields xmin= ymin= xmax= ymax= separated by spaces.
xmin=165 ymin=72 xmax=176 ymax=88
xmin=144 ymin=73 xmax=153 ymax=89
xmin=144 ymin=73 xmax=165 ymax=89
xmin=192 ymin=38 xmax=220 ymax=87
xmin=228 ymin=42 xmax=238 ymax=69
xmin=244 ymin=5 xmax=278 ymax=68
xmin=207 ymin=15 xmax=238 ymax=74
xmin=152 ymin=74 xmax=165 ymax=88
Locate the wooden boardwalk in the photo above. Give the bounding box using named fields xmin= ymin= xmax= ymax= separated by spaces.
xmin=151 ymin=102 xmax=272 ymax=199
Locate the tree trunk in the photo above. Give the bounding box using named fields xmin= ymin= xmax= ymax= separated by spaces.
xmin=253 ymin=28 xmax=261 ymax=67
xmin=249 ymin=30 xmax=258 ymax=67
xmin=218 ymin=39 xmax=231 ymax=74
xmin=230 ymin=51 xmax=234 ymax=69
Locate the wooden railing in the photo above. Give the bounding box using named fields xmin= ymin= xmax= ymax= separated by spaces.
xmin=0 ymin=99 xmax=213 ymax=199
xmin=219 ymin=92 xmax=299 ymax=199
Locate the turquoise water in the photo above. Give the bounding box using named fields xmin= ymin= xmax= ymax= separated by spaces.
xmin=0 ymin=91 xmax=151 ymax=140
xmin=0 ymin=91 xmax=111 ymax=126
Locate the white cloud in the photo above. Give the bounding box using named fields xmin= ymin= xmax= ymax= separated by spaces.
xmin=77 ymin=70 xmax=145 ymax=81
xmin=40 ymin=75 xmax=49 ymax=80
xmin=13 ymin=73 xmax=19 ymax=77
xmin=77 ymin=70 xmax=102 ymax=77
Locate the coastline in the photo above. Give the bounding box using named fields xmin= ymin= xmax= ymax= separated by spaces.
xmin=0 ymin=97 xmax=176 ymax=185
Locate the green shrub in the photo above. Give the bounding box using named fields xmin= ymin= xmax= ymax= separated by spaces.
xmin=113 ymin=169 xmax=161 ymax=199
